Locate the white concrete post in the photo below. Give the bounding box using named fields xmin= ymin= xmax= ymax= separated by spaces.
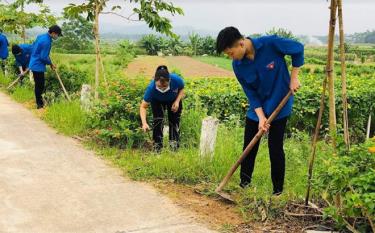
xmin=199 ymin=117 xmax=219 ymax=158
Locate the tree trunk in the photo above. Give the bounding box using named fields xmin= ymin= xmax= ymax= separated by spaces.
xmin=94 ymin=2 xmax=100 ymax=100
xmin=326 ymin=0 xmax=338 ymax=151
xmin=98 ymin=53 xmax=107 ymax=86
xmin=337 ymin=0 xmax=350 ymax=149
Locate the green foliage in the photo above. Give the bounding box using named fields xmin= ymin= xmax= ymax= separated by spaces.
xmin=10 ymin=86 xmax=34 ymax=103
xmin=138 ymin=33 xmax=216 ymax=56
xmin=193 ymin=56 xmax=375 ymax=142
xmin=44 ymin=65 xmax=89 ymax=103
xmin=53 ymin=15 xmax=94 ymax=53
xmin=139 ymin=34 xmax=164 ymax=55
xmin=163 ymin=37 xmax=183 ymax=55
xmin=315 ymin=140 xmax=375 ymax=232
xmin=43 ymin=100 xmax=88 ymax=136
xmin=87 ymin=78 xmax=146 ymax=148
xmin=266 ymin=27 xmax=299 ymax=41
xmin=0 ymin=0 xmax=56 ymax=36
xmin=188 ymin=32 xmax=200 ymax=56
xmin=114 ymin=40 xmax=136 ymax=67
xmin=64 ymin=0 xmax=183 ymax=38
xmin=187 ymin=33 xmax=216 ymax=56
xmin=200 ymin=36 xmax=216 ymax=55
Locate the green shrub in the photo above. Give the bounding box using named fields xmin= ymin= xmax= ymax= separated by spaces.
xmin=314 ymin=140 xmax=375 ymax=232
xmin=44 ymin=64 xmax=89 ymax=103
xmin=115 ymin=40 xmax=136 ymax=67
xmin=88 ymin=78 xmax=147 ymax=148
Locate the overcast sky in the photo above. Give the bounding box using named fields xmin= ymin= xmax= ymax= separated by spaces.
xmin=28 ymin=0 xmax=375 ymax=35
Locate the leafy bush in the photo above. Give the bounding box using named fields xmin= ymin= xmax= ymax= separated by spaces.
xmin=139 ymin=34 xmax=164 ymax=55
xmin=87 ymin=78 xmax=147 ymax=148
xmin=44 ymin=64 xmax=89 ymax=103
xmin=53 ymin=15 xmax=94 ymax=53
xmin=314 ymin=139 xmax=375 ymax=232
xmin=114 ymin=40 xmax=136 ymax=67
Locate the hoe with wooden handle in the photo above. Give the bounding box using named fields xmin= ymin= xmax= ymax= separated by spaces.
xmin=215 ymin=90 xmax=293 ymax=203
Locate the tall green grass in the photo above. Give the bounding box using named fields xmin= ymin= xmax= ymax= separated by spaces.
xmin=42 ymin=100 xmax=88 ymax=136
xmin=10 ymin=86 xmax=34 ymax=103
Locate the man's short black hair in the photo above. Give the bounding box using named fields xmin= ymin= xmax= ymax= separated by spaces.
xmin=48 ymin=25 xmax=63 ymax=36
xmin=154 ymin=65 xmax=170 ymax=81
xmin=12 ymin=44 xmax=22 ymax=55
xmin=216 ymin=26 xmax=244 ymax=54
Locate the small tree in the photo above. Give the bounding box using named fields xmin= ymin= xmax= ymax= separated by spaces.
xmin=64 ymin=0 xmax=184 ymax=99
xmin=200 ymin=36 xmax=216 ymax=55
xmin=188 ymin=32 xmax=201 ymax=56
xmin=165 ymin=37 xmax=183 ymax=55
xmin=139 ymin=34 xmax=163 ymax=55
xmin=54 ymin=15 xmax=94 ymax=53
xmin=266 ymin=27 xmax=299 ymax=41
xmin=116 ymin=40 xmax=136 ymax=67
xmin=0 ymin=0 xmax=56 ymax=42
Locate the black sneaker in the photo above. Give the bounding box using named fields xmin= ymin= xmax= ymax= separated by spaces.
xmin=37 ymin=105 xmax=44 ymax=109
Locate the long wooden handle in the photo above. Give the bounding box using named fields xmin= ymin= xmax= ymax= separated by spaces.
xmin=7 ymin=76 xmax=22 ymax=89
xmin=215 ymin=90 xmax=293 ymax=192
xmin=55 ymin=70 xmax=72 ymax=102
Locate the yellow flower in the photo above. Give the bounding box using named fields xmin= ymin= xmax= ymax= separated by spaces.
xmin=368 ymin=147 xmax=375 ymax=153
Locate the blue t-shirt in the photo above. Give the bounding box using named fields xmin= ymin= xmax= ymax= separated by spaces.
xmin=0 ymin=33 xmax=9 ymax=60
xmin=15 ymin=44 xmax=33 ymax=68
xmin=144 ymin=73 xmax=185 ymax=103
xmin=232 ymin=35 xmax=304 ymax=122
xmin=29 ymin=33 xmax=53 ymax=72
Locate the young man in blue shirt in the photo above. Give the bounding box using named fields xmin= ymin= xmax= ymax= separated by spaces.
xmin=12 ymin=44 xmax=33 ymax=85
xmin=140 ymin=65 xmax=185 ymax=152
xmin=0 ymin=30 xmax=9 ymax=75
xmin=29 ymin=25 xmax=62 ymax=109
xmin=216 ymin=27 xmax=304 ymax=195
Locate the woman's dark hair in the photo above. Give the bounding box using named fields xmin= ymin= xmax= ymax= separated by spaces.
xmin=12 ymin=44 xmax=22 ymax=55
xmin=216 ymin=26 xmax=244 ymax=54
xmin=154 ymin=65 xmax=170 ymax=81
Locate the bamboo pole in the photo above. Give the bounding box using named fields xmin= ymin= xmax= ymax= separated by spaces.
xmin=326 ymin=0 xmax=338 ymax=151
xmin=337 ymin=0 xmax=350 ymax=149
xmin=305 ymin=77 xmax=328 ymax=205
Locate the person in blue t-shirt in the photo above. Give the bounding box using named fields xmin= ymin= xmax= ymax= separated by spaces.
xmin=11 ymin=44 xmax=33 ymax=85
xmin=0 ymin=30 xmax=9 ymax=75
xmin=29 ymin=25 xmax=62 ymax=109
xmin=216 ymin=27 xmax=304 ymax=195
xmin=140 ymin=65 xmax=185 ymax=152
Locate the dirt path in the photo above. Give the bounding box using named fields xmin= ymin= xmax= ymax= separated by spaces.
xmin=0 ymin=92 xmax=216 ymax=233
xmin=124 ymin=56 xmax=234 ymax=78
